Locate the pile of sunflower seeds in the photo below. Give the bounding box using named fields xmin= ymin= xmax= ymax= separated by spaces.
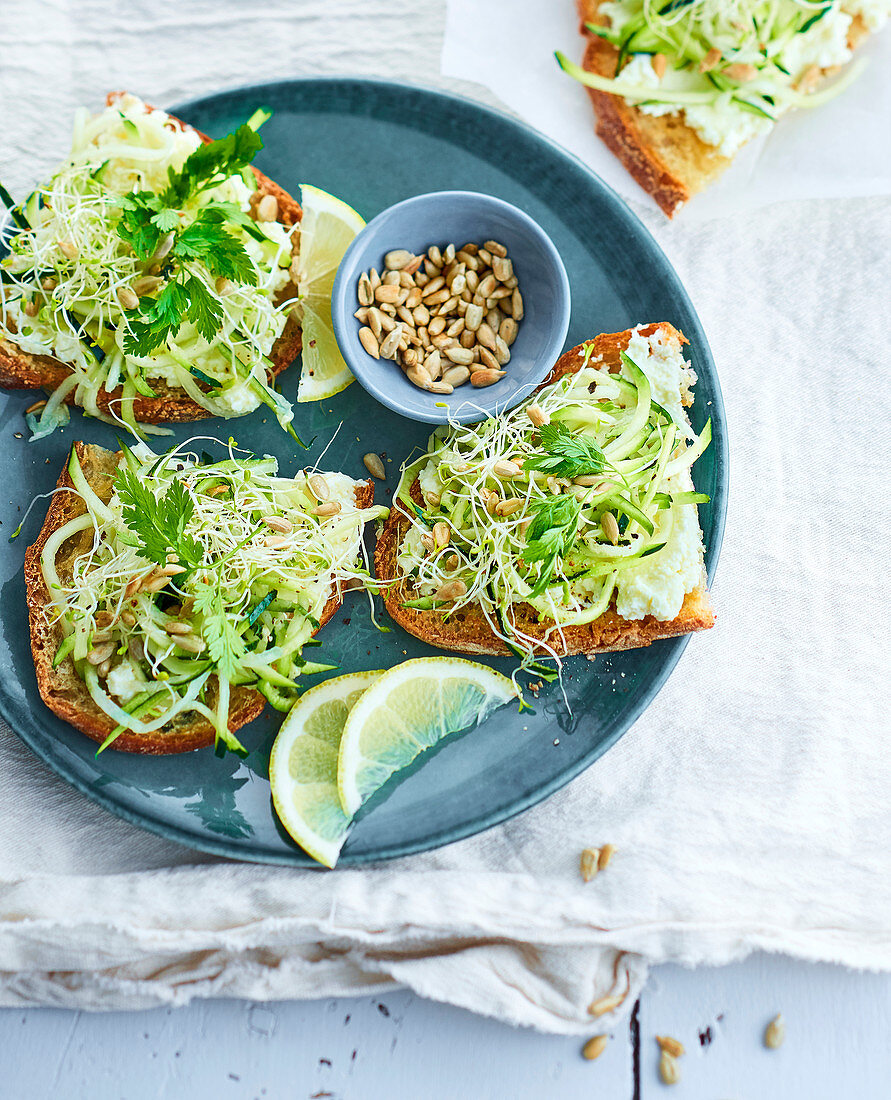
xmin=354 ymin=240 xmax=524 ymax=393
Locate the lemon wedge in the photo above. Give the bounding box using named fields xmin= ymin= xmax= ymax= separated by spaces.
xmin=337 ymin=658 xmax=518 ymax=817
xmin=293 ymin=183 xmax=364 ymax=403
xmin=270 ymin=670 xmax=383 ymax=867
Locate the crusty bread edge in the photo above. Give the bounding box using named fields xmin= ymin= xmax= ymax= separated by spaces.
xmin=375 ymin=324 xmax=716 ymax=658
xmin=0 ymin=91 xmax=303 ymax=422
xmin=24 ymin=443 xmax=374 ymax=754
xmin=576 ymin=0 xmax=872 ymax=216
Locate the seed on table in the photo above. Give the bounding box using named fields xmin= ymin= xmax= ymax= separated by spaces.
xmin=659 ymin=1051 xmax=680 ymax=1085
xmin=588 ymin=993 xmax=625 ymax=1017
xmin=358 ymin=273 xmax=373 ymax=306
xmin=493 ymin=336 xmax=511 ymax=365
xmin=314 ymin=501 xmax=342 ymax=517
xmin=476 ymin=322 xmax=497 ymax=351
xmin=764 ymin=1014 xmax=785 ymax=1050
xmin=656 ymin=1036 xmax=685 ymax=1058
xmin=429 ymin=381 xmax=453 ymax=394
xmin=459 ymin=329 xmax=475 ymax=349
xmin=407 ymin=364 xmax=433 ymax=390
xmin=380 ymin=326 xmax=403 ymax=359
xmin=478 ymin=347 xmax=500 ymax=372
xmin=511 ymin=288 xmax=524 ymax=320
xmin=581 ymin=1035 xmax=609 ymax=1061
xmin=442 ymin=365 xmax=470 ymax=387
xmin=359 ymin=327 xmax=380 ymax=358
xmin=597 ymin=844 xmax=615 ymax=869
xmin=500 ymin=318 xmax=518 ymax=346
xmin=428 ymin=244 xmax=443 ymax=266
xmin=464 ymin=303 xmax=484 ymax=331
xmin=374 ymin=284 xmax=401 ymax=304
xmin=471 ymin=368 xmax=505 ymax=387
xmin=491 ymin=255 xmax=513 ymax=282
xmin=363 ymin=452 xmax=386 ymax=479
xmin=384 ymin=249 xmax=414 ymax=270
xmin=308 ymin=474 xmax=330 ymax=501
xmin=445 ymin=346 xmax=474 ymax=365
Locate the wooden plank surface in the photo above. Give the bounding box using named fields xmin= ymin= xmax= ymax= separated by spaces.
xmin=2 ymin=954 xmax=888 ymax=1098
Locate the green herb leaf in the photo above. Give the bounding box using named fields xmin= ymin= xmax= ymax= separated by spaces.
xmin=161 ymin=124 xmax=263 ymax=208
xmin=183 ymin=274 xmax=224 ymax=342
xmin=174 ymin=213 xmax=257 ymax=284
xmin=192 ymin=580 xmax=247 ymax=682
xmin=114 ymin=467 xmax=203 ymax=568
xmin=522 ymin=495 xmax=582 ymax=599
xmin=116 ymin=191 xmax=165 ymax=260
xmin=524 ymin=421 xmax=606 ymax=479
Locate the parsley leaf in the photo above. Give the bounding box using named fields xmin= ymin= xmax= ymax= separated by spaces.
xmin=161 ymin=124 xmax=263 ymax=208
xmin=524 ymin=422 xmax=606 ymax=480
xmin=191 ymin=580 xmax=247 ymax=682
xmin=183 ymin=275 xmax=224 ymax=342
xmin=174 ymin=212 xmax=257 ymax=285
xmin=522 ymin=495 xmax=582 ymax=599
xmin=114 ymin=468 xmax=203 ymax=568
xmin=116 ymin=191 xmax=165 ymax=260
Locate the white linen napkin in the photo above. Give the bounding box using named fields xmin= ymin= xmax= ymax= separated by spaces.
xmin=0 ymin=0 xmax=889 ymax=1034
xmin=442 ymin=0 xmax=891 ymax=221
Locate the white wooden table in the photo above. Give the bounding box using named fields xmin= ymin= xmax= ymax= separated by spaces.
xmin=3 ymin=955 xmax=888 ymax=1097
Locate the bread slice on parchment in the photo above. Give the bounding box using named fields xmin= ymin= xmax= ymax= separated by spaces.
xmin=575 ymin=0 xmax=871 ymax=216
xmin=24 ymin=443 xmax=373 ymax=754
xmin=375 ymin=324 xmax=716 ymax=658
xmin=0 ymin=92 xmax=303 ymax=423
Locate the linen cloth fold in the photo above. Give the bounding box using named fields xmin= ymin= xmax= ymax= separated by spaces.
xmin=0 ymin=0 xmax=888 ymax=1034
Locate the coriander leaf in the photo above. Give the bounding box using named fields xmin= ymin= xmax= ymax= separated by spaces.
xmin=114 ymin=468 xmax=203 ymax=568
xmin=522 ymin=495 xmax=581 ymax=599
xmin=161 ymin=124 xmax=263 ymax=208
xmin=183 ymin=275 xmax=224 ymax=342
xmin=201 ymin=200 xmax=268 ymax=242
xmin=122 ymin=280 xmax=190 ymax=356
xmin=524 ymin=422 xmax=605 ymax=480
xmin=174 ymin=215 xmax=257 ymax=284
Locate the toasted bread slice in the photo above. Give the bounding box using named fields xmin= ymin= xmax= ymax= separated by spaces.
xmin=0 ymin=92 xmax=302 ymax=422
xmin=375 ymin=324 xmax=715 ymax=658
xmin=576 ymin=0 xmax=870 ymax=216
xmin=24 ymin=443 xmax=374 ymax=754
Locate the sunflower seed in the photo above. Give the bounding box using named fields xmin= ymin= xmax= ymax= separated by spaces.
xmin=484 ymin=239 xmax=508 ymax=257
xmin=256 ymin=194 xmax=279 ymax=221
xmin=117 ymin=286 xmax=139 ymax=310
xmin=581 ymin=1035 xmax=608 ymax=1061
xmin=527 ymin=404 xmax=548 ymax=427
xmin=445 ymin=346 xmax=474 ymax=366
xmin=656 ymin=1036 xmax=685 ymax=1058
xmin=384 ymin=249 xmax=414 ymax=270
xmin=174 ymin=633 xmax=206 ymax=654
xmin=588 ymin=993 xmax=625 ymax=1017
xmin=495 ymin=498 xmax=523 ymax=516
xmin=308 ymin=474 xmax=329 ymax=501
xmin=459 ymin=329 xmax=476 ymax=349
xmin=380 ymin=326 xmax=404 ymax=359
xmin=359 ymin=327 xmax=380 ymax=358
xmin=421 ymin=275 xmax=445 ymax=297
xmin=86 ymin=642 xmax=115 ymax=665
xmin=358 ymin=273 xmax=373 ymax=306
xmin=424 ymin=350 xmax=442 ymax=379
xmin=314 ymin=502 xmax=342 ymax=517
xmin=427 ymin=244 xmax=443 ymax=267
xmin=464 ymin=303 xmax=484 ymax=331
xmin=435 ymin=579 xmax=466 ymax=601
xmin=472 ymin=366 xmax=504 ymax=387
xmin=500 ymin=318 xmax=518 ymax=346
xmin=493 ymin=459 xmax=521 ymax=477
xmin=407 ymin=364 xmax=433 ymax=390
xmin=477 ymin=273 xmax=497 ymax=298
xmin=764 ymin=1014 xmax=785 ymax=1050
xmin=511 ymin=288 xmax=524 ymax=320
xmin=476 ymin=322 xmax=497 ymax=351
xmin=493 ymin=336 xmax=511 ymax=366
xmin=601 ymin=513 xmax=620 ymax=545
xmin=441 ymin=365 xmax=470 ymax=387
xmin=382 ymin=269 xmax=401 ymax=286
xmin=263 ymin=515 xmax=294 ymax=534
xmin=580 ymin=848 xmax=600 ymax=882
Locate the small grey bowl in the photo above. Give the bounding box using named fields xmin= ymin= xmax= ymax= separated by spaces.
xmin=330 ymin=191 xmax=571 ymax=425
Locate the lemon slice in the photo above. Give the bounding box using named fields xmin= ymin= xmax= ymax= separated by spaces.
xmin=294 ymin=183 xmax=365 ymax=403
xmin=270 ymin=670 xmax=383 ymax=867
xmin=337 ymin=658 xmax=518 ymax=817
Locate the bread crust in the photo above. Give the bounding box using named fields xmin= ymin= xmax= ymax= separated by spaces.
xmin=375 ymin=324 xmax=715 ymax=658
xmin=0 ymin=91 xmax=302 ymax=421
xmin=24 ymin=443 xmax=373 ymax=754
xmin=576 ymin=0 xmax=870 ymax=216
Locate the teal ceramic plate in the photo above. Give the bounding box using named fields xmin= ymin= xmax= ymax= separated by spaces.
xmin=0 ymin=78 xmax=727 ymax=866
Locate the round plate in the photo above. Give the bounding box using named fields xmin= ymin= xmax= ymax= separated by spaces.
xmin=0 ymin=78 xmax=727 ymax=867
